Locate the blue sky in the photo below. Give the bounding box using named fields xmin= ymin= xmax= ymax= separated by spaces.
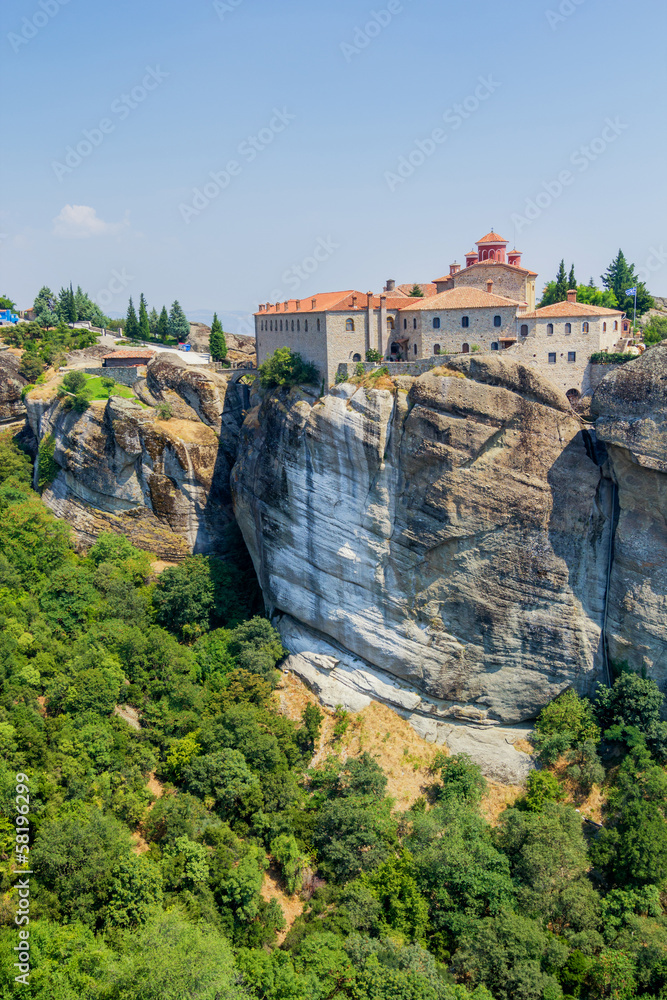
xmin=1 ymin=0 xmax=665 ymax=332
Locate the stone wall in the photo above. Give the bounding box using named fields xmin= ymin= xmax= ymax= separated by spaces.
xmin=83 ymin=366 xmax=144 ymax=386
xmin=255 ymin=313 xmax=329 ymax=384
xmin=404 ymin=304 xmax=519 ymax=358
xmin=588 ymin=363 xmax=624 ymax=393
xmin=337 ymin=355 xmax=466 ymax=378
xmin=451 ymin=262 xmax=536 ymax=308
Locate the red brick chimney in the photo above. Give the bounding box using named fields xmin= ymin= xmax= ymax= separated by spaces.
xmin=487 ymin=280 xmax=494 ymax=293
xmin=567 ymin=289 xmax=577 ymax=303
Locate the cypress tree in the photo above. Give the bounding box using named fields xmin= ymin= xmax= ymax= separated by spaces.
xmin=148 ymin=307 xmax=159 ymax=338
xmin=157 ymin=306 xmax=169 ymax=342
xmin=138 ymin=294 xmax=150 ymax=342
xmin=125 ymin=297 xmax=139 ymax=340
xmin=568 ymin=265 xmax=577 ymax=290
xmin=168 ymin=300 xmax=190 ymax=342
xmin=209 ymin=312 xmax=227 ymax=361
xmin=554 ymin=260 xmax=568 ymax=302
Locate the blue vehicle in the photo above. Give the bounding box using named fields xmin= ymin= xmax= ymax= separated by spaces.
xmin=177 ymin=342 xmax=192 ymax=352
xmin=0 ymin=309 xmax=19 ymax=324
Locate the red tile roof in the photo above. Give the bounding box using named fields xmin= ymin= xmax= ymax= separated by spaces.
xmin=477 ymin=231 xmax=508 ymax=244
xmin=521 ymin=302 xmax=624 ymax=319
xmin=103 ymin=349 xmax=154 ymax=359
xmin=398 ymin=286 xmax=523 ymax=311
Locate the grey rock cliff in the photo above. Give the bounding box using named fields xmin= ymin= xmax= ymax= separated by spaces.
xmin=232 ymin=357 xmax=615 ymax=726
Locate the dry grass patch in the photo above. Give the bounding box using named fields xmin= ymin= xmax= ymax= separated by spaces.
xmin=276 ymin=672 xmax=441 ymax=810
xmin=154 ymin=418 xmax=218 ymax=445
xmin=430 ymin=366 xmax=466 ymax=379
xmin=481 ymin=782 xmax=524 ymax=826
xmin=261 ymin=864 xmax=304 ymax=944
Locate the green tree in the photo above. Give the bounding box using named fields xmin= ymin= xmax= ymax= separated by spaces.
xmin=643 ymin=314 xmax=667 ymax=344
xmin=57 ymin=283 xmax=77 ymax=324
xmin=568 ymin=264 xmax=577 ymax=289
xmin=408 ymin=284 xmax=425 ymax=297
xmin=259 ymin=346 xmax=319 ymax=388
xmin=524 ymin=770 xmax=563 ymax=811
xmin=148 ymin=306 xmax=160 ymax=338
xmin=33 ymin=286 xmax=59 ymax=327
xmin=125 ymin=296 xmax=139 ymax=340
xmin=157 ymin=305 xmax=169 ymax=342
xmin=360 ymin=851 xmax=429 ymax=941
xmin=152 ymin=555 xmax=215 ymax=639
xmin=587 ymin=950 xmax=637 ymax=1000
xmin=0 ymin=294 xmax=16 ymax=310
xmin=104 ymin=854 xmax=163 ymax=928
xmin=601 ymin=249 xmax=653 ymax=318
xmin=297 ymin=702 xmax=324 ymax=753
xmin=168 ymin=300 xmax=190 ymax=342
xmin=209 ymin=312 xmax=228 ymax=361
xmin=434 ymin=752 xmax=487 ymax=807
xmin=182 ymin=748 xmax=262 ymax=819
xmin=18 ymin=352 xmax=45 ymax=381
xmin=532 ymin=688 xmax=601 ymax=764
xmin=595 ymin=672 xmax=663 ymax=739
xmin=138 ymin=293 xmax=150 ymax=341
xmin=271 ymin=833 xmax=309 ymax=894
xmin=555 ymin=259 xmax=568 ymax=302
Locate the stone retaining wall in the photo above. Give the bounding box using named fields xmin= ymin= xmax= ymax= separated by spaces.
xmin=337 ymin=354 xmax=470 ymax=378
xmin=588 ymin=363 xmax=627 ymax=393
xmin=83 ymin=366 xmax=145 ymax=386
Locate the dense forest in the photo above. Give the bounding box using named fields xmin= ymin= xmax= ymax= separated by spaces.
xmin=0 ymin=430 xmax=666 ymax=1000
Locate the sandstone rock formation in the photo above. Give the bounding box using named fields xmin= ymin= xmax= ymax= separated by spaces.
xmin=188 ymin=323 xmax=256 ymax=365
xmin=0 ymin=352 xmax=27 ymax=424
xmin=25 ymin=358 xmax=246 ymax=558
xmin=232 ymin=356 xmax=615 ymax=729
xmin=592 ymin=344 xmax=667 ymax=682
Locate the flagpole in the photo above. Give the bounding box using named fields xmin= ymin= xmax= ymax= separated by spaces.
xmin=634 ymin=289 xmax=637 ymax=335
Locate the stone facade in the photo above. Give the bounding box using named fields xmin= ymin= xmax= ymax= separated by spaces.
xmin=83 ymin=366 xmax=145 ymax=387
xmin=402 ymin=303 xmax=519 ymax=357
xmin=447 ymin=263 xmax=537 ymax=310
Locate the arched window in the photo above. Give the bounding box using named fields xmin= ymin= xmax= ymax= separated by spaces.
xmin=414 ymin=344 xmax=417 ymax=355
xmin=582 ymin=322 xmax=589 ymax=333
xmin=491 ymin=342 xmax=499 ymax=350
xmin=291 ymin=320 xmax=295 ymax=331
xmin=547 ymin=323 xmax=554 ymax=336
xmin=565 ymin=323 xmax=571 ymax=334
xmin=614 ymin=321 xmax=618 ymax=331
xmin=352 ymin=353 xmax=361 ymax=362
xmin=603 ymin=322 xmax=607 ymax=332
xmin=461 ymin=316 xmax=469 ymax=328
xmin=345 ymin=318 xmax=355 ymax=331
xmin=433 ymin=344 xmax=441 ymax=355
xmin=317 ymin=318 xmax=321 ymax=331
xmin=279 ymin=320 xmax=283 ymax=332
xmin=462 ymin=343 xmax=470 ymax=354
xmin=390 ymin=341 xmax=401 ymax=356
xmin=387 ymin=316 xmax=395 ymax=330
xmin=520 ymin=324 xmax=528 ymax=337
xmin=304 ymin=320 xmax=308 ymax=332
xmin=413 ymin=318 xmax=417 ymax=329
xmin=494 ymin=315 xmax=502 ymax=327
xmin=433 ymin=317 xmax=441 ymax=329
xmin=297 ymin=319 xmax=300 ymax=331
xmin=403 ymin=318 xmax=407 ymax=330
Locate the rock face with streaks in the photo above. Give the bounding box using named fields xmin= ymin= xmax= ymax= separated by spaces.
xmin=232 ymin=357 xmax=615 ymax=726
xmin=0 ymin=353 xmax=27 ymax=424
xmin=592 ymin=344 xmax=667 ymax=682
xmin=25 ymin=357 xmax=246 ymax=558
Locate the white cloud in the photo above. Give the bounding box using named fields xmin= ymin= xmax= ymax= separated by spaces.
xmin=52 ymin=204 xmax=129 ymax=239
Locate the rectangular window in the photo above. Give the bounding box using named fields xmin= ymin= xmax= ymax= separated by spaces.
xmin=548 ymin=353 xmax=557 ymax=364
xmin=568 ymin=351 xmax=576 ymax=362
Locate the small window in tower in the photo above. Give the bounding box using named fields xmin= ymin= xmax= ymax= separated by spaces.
xmin=280 ymin=320 xmax=283 ymax=332
xmin=304 ymin=320 xmax=308 ymax=332
xmin=547 ymin=323 xmax=554 ymax=336
xmin=433 ymin=317 xmax=441 ymax=329
xmin=414 ymin=344 xmax=417 ymax=355
xmin=614 ymin=321 xmax=618 ymax=331
xmin=403 ymin=319 xmax=407 ymax=330
xmin=291 ymin=320 xmax=295 ymax=331
xmin=387 ymin=317 xmax=395 ymax=330
xmin=461 ymin=316 xmax=469 ymax=328
xmin=520 ymin=324 xmax=528 ymax=337
xmin=297 ymin=319 xmax=300 ymax=331
xmin=494 ymin=315 xmax=502 ymax=327
xmin=603 ymin=322 xmax=607 ymax=332
xmin=433 ymin=344 xmax=441 ymax=355
xmin=317 ymin=318 xmax=321 ymax=331
xmin=548 ymin=352 xmax=557 ymax=364
xmin=413 ymin=318 xmax=417 ymax=329
xmin=568 ymin=351 xmax=576 ymax=362
xmin=346 ymin=318 xmax=355 ymax=331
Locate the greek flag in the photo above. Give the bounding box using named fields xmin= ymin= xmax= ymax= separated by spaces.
xmin=626 ymin=287 xmax=637 ymax=296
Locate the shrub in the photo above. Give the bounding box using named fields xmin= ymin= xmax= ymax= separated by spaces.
xmin=156 ymin=402 xmax=173 ymax=420
xmin=434 ymin=752 xmax=487 ymax=806
xmin=532 ymin=689 xmax=600 ymax=764
xmin=19 ymin=353 xmax=45 ymax=381
xmin=525 ymin=770 xmax=563 ymax=811
xmin=354 ymin=361 xmax=365 ymax=376
xmin=37 ymin=434 xmax=58 ymax=492
xmin=590 ymin=352 xmax=634 ymax=364
xmin=365 ymin=349 xmax=383 ymax=362
xmin=259 ymin=347 xmax=319 ymax=388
